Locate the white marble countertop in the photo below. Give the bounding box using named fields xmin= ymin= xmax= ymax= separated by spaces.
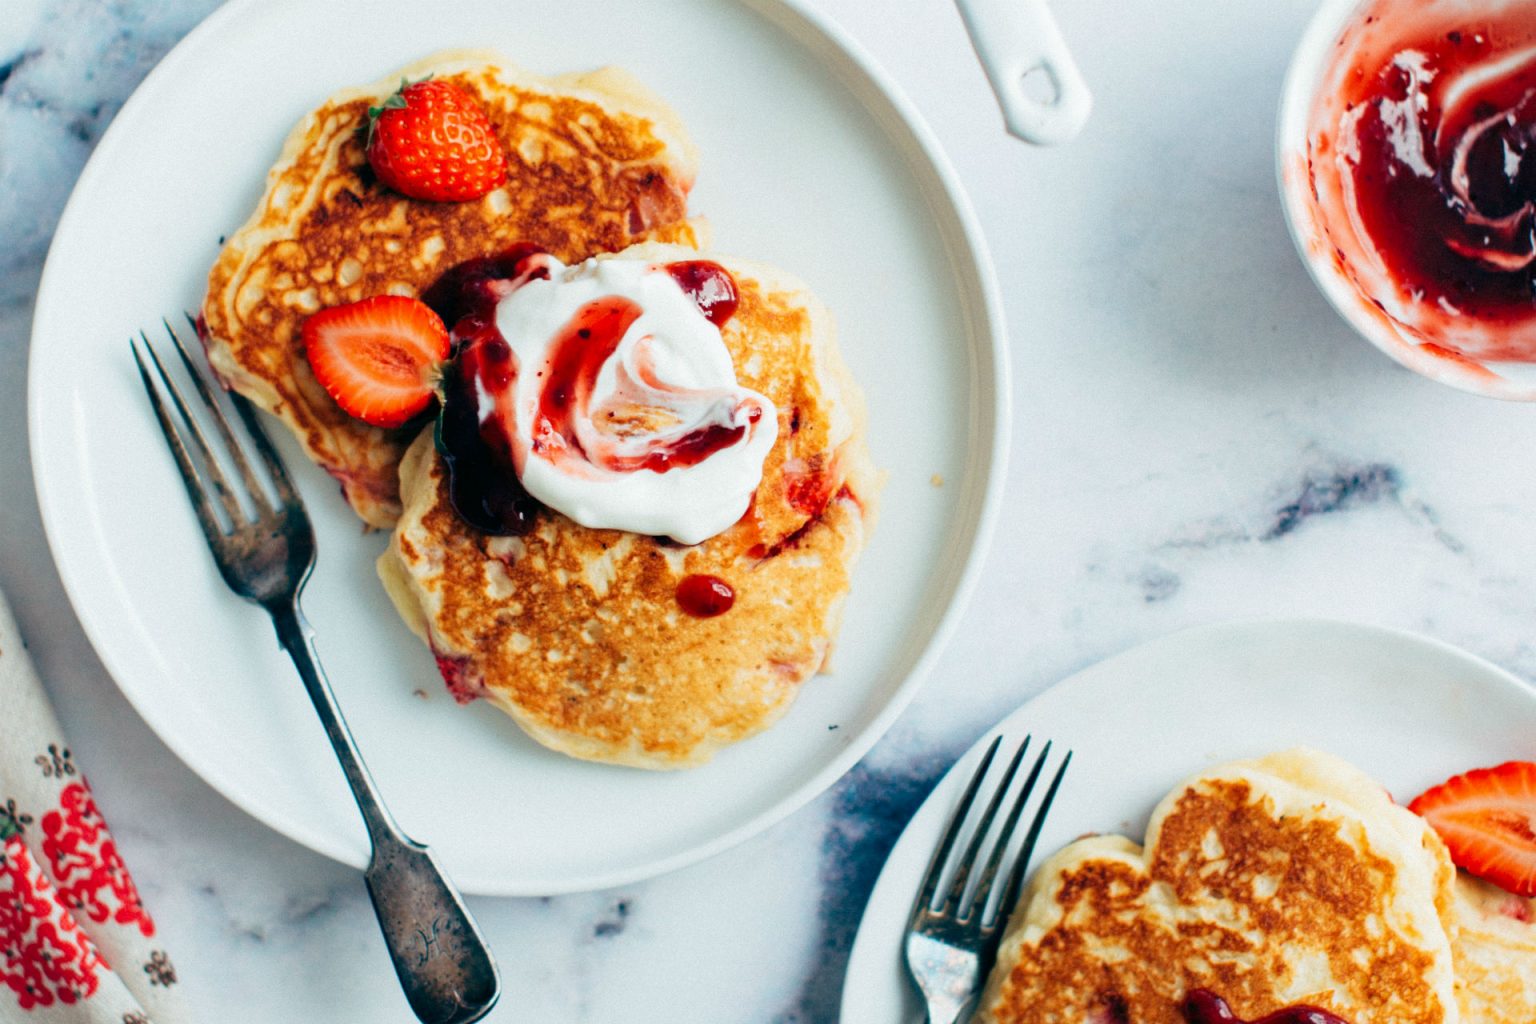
xmin=6 ymin=0 xmax=1536 ymax=1020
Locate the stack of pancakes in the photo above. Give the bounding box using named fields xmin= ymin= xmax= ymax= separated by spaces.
xmin=379 ymin=243 xmax=875 ymax=768
xmin=203 ymin=51 xmax=703 ymax=528
xmin=977 ymin=748 xmax=1536 ymax=1023
xmin=202 ymin=53 xmax=876 ymax=768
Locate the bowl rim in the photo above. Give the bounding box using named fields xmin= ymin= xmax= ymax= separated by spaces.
xmin=1275 ymin=0 xmax=1536 ymax=402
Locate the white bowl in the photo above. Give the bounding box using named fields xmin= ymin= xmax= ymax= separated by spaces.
xmin=1277 ymin=0 xmax=1536 ymax=401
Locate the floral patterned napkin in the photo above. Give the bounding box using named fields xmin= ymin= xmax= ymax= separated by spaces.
xmin=0 ymin=589 xmax=185 ymax=1023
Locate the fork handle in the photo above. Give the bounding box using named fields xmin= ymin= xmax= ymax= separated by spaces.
xmin=270 ymin=602 xmax=500 ymax=1024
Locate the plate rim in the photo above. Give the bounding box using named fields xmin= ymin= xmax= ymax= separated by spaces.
xmin=840 ymin=616 xmax=1536 ymax=1015
xmin=26 ymin=0 xmax=1012 ymax=894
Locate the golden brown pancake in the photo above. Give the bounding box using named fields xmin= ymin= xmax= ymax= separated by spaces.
xmin=379 ymin=243 xmax=877 ymax=768
xmin=977 ymin=749 xmax=1459 ymax=1024
xmin=202 ymin=51 xmax=702 ymax=527
xmin=1449 ymin=873 xmax=1536 ymax=1022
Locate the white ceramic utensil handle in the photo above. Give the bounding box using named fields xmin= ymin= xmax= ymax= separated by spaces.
xmin=954 ymin=0 xmax=1092 ymax=145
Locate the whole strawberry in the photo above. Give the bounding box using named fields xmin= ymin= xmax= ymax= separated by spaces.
xmin=366 ymin=78 xmax=507 ymax=202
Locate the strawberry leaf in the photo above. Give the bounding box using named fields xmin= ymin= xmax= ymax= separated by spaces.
xmin=365 ymin=76 xmax=431 ymax=147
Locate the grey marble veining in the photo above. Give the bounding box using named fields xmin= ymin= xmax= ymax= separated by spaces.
xmin=7 ymin=0 xmax=1536 ymax=1020
xmin=0 ymin=0 xmax=222 ymax=303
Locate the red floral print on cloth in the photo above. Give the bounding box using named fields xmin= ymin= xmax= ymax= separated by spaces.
xmin=1 ymin=841 xmax=51 ymax=927
xmin=0 ymin=835 xmax=103 ymax=1011
xmin=41 ymin=782 xmax=155 ymax=939
xmin=25 ymin=920 xmax=102 ymax=1005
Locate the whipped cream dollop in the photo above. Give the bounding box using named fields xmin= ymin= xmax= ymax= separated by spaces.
xmin=487 ymin=255 xmax=777 ymax=544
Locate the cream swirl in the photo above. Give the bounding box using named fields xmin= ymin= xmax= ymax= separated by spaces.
xmin=490 ymin=255 xmax=776 ymax=544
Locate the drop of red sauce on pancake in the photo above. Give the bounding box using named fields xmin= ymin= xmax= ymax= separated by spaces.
xmin=1182 ymin=989 xmax=1351 ymax=1024
xmin=676 ymin=574 xmax=736 ymax=617
xmin=665 ymin=260 xmax=739 ymax=326
xmin=1338 ymin=18 xmax=1536 ymax=349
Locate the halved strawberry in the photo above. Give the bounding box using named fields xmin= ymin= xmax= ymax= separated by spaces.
xmin=1409 ymin=760 xmax=1536 ymax=897
xmin=302 ymin=295 xmax=449 ymax=428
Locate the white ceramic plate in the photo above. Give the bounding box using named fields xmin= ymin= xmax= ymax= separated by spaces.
xmin=842 ymin=619 xmax=1536 ymax=1018
xmin=28 ymin=0 xmax=1007 ymax=895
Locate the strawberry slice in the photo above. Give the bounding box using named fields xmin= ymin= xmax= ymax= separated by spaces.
xmin=1409 ymin=760 xmax=1536 ymax=897
xmin=302 ymin=295 xmax=449 ymax=428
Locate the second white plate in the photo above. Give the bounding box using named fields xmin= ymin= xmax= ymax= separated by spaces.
xmin=843 ymin=619 xmax=1536 ymax=1018
xmin=29 ymin=0 xmax=1006 ymax=895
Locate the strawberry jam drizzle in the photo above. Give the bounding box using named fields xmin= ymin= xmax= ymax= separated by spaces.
xmin=675 ymin=574 xmax=736 ymax=617
xmin=665 ymin=260 xmax=739 ymax=326
xmin=533 ymin=296 xmax=644 ymax=465
xmin=1182 ymin=990 xmax=1349 ymax=1024
xmin=431 ymin=245 xmax=550 ymax=535
xmin=633 ymin=419 xmax=752 ymax=472
xmin=786 ymin=463 xmax=835 ymax=518
xmin=422 ymin=242 xmax=550 ymax=327
xmin=431 ymin=250 xmax=749 ymax=535
xmin=747 ymin=485 xmax=853 ymax=560
xmin=533 ymin=290 xmax=756 ymax=473
xmin=437 ymin=314 xmax=542 ymax=535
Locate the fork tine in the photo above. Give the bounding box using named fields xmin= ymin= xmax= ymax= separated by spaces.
xmin=186 ymin=309 xmax=303 ymax=511
xmin=164 ymin=317 xmax=271 ymax=513
xmin=967 ymin=740 xmax=1052 ymax=922
xmin=229 ymin=390 xmax=304 ymax=511
xmin=139 ymin=330 xmax=245 ymax=527
xmin=992 ymin=750 xmax=1072 ymax=927
xmin=910 ymin=735 xmax=1002 ymax=920
xmin=132 ymin=339 xmax=226 ymax=543
xmin=941 ymin=735 xmax=1031 ymax=916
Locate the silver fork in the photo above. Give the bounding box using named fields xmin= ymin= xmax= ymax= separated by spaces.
xmin=905 ymin=734 xmax=1071 ymax=1024
xmin=132 ymin=319 xmax=500 ymax=1024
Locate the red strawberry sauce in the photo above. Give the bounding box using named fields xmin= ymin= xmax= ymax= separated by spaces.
xmin=533 ymin=292 xmax=755 ymax=475
xmin=1182 ymin=990 xmax=1350 ymax=1024
xmin=421 ymin=242 xmax=549 ymax=327
xmin=665 ymin=260 xmax=739 ymax=326
xmin=675 ymin=574 xmax=736 ymax=617
xmin=1331 ymin=12 xmax=1536 ymax=354
xmin=432 ymin=651 xmax=482 ymax=704
xmin=429 ymin=248 xmax=747 ymax=536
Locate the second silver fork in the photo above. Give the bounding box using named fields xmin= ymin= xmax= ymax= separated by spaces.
xmin=132 ymin=319 xmax=499 ymax=1024
xmin=905 ymin=734 xmax=1071 ymax=1024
